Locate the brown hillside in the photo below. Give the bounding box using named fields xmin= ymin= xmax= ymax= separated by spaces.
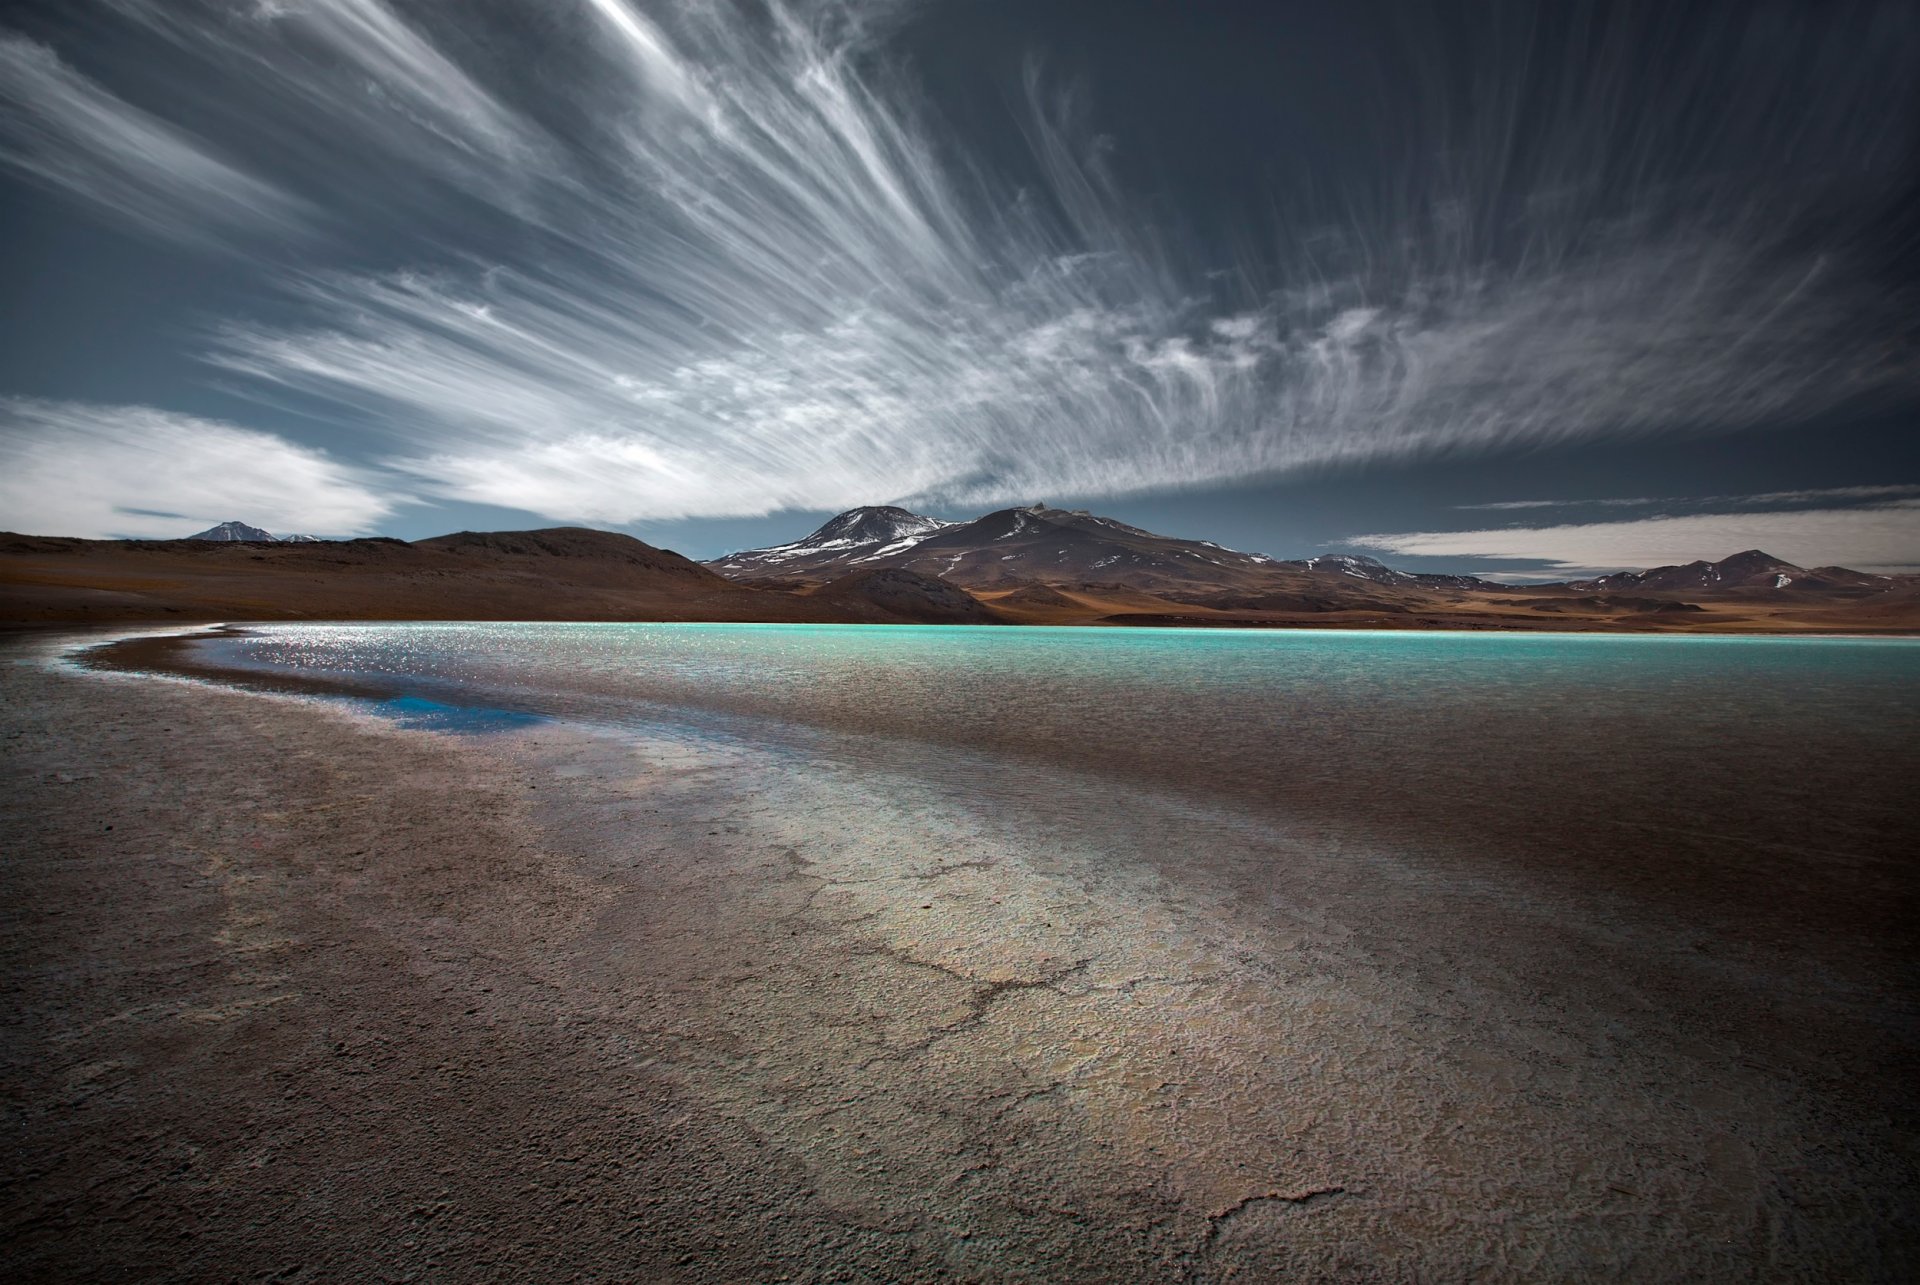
xmin=808 ymin=568 xmax=999 ymax=625
xmin=0 ymin=530 xmax=836 ymax=624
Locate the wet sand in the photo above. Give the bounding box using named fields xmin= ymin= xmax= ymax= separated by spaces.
xmin=3 ymin=631 xmax=1916 ymax=1281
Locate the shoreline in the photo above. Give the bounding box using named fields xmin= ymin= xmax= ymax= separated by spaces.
xmin=5 ymin=632 xmax=1917 ymax=1279
xmin=49 ymin=617 xmax=1920 ymax=677
xmin=75 ymin=625 xmax=399 ymax=702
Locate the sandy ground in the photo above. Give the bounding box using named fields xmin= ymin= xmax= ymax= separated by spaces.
xmin=4 ymin=631 xmax=1916 ymax=1281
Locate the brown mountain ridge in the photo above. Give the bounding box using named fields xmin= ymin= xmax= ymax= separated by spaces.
xmin=705 ymin=505 xmax=1920 ymax=633
xmin=2 ymin=511 xmax=1915 ymax=632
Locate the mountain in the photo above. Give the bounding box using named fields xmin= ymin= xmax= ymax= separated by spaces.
xmin=1292 ymin=553 xmax=1421 ymax=583
xmin=187 ymin=521 xmax=280 ymax=542
xmin=183 ymin=522 xmax=331 ymax=543
xmin=6 ymin=519 xmax=1914 ymax=632
xmin=709 ymin=503 xmax=1516 ymax=601
xmin=1569 ymin=550 xmax=1893 ymax=596
xmin=0 ymin=525 xmax=1011 ymax=626
xmin=1 ymin=527 xmax=839 ymax=624
xmin=711 ymin=503 xmax=1290 ymax=594
xmin=1287 ymin=553 xmax=1505 ymax=592
xmin=706 ymin=506 xmax=952 ymax=582
xmin=904 ymin=505 xmax=1292 ymax=593
xmin=703 ymin=507 xmax=1918 ymax=631
xmin=414 ymin=526 xmax=725 ymax=582
xmin=712 ymin=511 xmax=1906 ymax=606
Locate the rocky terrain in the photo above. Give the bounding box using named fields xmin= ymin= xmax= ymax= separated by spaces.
xmin=3 ymin=511 xmax=1915 ymax=632
xmin=709 ymin=506 xmax=1920 ymax=633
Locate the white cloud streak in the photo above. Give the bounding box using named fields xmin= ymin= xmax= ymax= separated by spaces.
xmin=1459 ymin=500 xmax=1572 ymax=511
xmin=108 ymin=0 xmax=552 ymax=215
xmin=1351 ymin=504 xmax=1920 ymax=575
xmin=0 ymin=33 xmax=311 ymax=245
xmin=0 ymin=399 xmax=397 ymax=539
xmin=2 ymin=1 xmax=1915 ymax=524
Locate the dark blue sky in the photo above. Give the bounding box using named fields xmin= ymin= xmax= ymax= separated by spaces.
xmin=1 ymin=0 xmax=1915 ymax=575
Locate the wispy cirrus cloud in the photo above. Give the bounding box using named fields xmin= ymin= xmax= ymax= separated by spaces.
xmin=0 ymin=32 xmax=312 ymax=246
xmin=0 ymin=399 xmax=396 ymax=539
xmin=1 ymin=1 xmax=1915 ymax=527
xmin=1351 ymin=503 xmax=1920 ymax=576
xmin=97 ymin=0 xmax=553 ymax=224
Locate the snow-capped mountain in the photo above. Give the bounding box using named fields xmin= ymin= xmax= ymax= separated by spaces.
xmin=1293 ymin=553 xmax=1403 ymax=581
xmin=186 ymin=521 xmax=280 ymax=542
xmin=183 ymin=521 xmax=330 ymax=543
xmin=1275 ymin=553 xmax=1503 ymax=591
xmin=1570 ymin=549 xmax=1890 ymax=595
xmin=892 ymin=505 xmax=1287 ymax=593
xmin=706 ymin=510 xmax=1911 ymax=622
xmin=707 ymin=502 xmax=1510 ymax=600
xmin=705 ymin=505 xmax=952 ymax=580
xmin=712 ymin=502 xmax=1301 ymax=594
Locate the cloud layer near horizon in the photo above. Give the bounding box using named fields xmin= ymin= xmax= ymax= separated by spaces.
xmin=1351 ymin=503 xmax=1920 ymax=576
xmin=0 ymin=399 xmax=395 ymax=539
xmin=0 ymin=1 xmax=1915 ymax=532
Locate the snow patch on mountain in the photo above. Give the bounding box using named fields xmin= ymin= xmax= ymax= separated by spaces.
xmin=707 ymin=506 xmax=952 ymax=575
xmin=185 ymin=521 xmax=281 ymax=542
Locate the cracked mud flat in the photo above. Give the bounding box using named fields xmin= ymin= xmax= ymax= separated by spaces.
xmin=4 ymin=630 xmax=1917 ymax=1280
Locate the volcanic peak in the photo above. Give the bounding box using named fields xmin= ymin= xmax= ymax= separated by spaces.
xmin=186 ymin=521 xmax=280 ymax=543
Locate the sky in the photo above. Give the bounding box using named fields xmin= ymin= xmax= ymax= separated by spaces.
xmin=0 ymin=0 xmax=1915 ymax=577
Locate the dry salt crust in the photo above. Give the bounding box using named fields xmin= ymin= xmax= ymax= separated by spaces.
xmin=2 ymin=629 xmax=1914 ymax=1281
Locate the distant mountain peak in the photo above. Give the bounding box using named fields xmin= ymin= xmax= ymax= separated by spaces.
xmin=1567 ymin=547 xmax=1841 ymax=594
xmin=1294 ymin=553 xmax=1409 ymax=584
xmin=186 ymin=520 xmax=279 ymax=542
xmin=1716 ymin=549 xmax=1796 ymax=572
xmin=799 ymin=505 xmax=948 ymax=547
xmin=705 ymin=505 xmax=953 ymax=578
